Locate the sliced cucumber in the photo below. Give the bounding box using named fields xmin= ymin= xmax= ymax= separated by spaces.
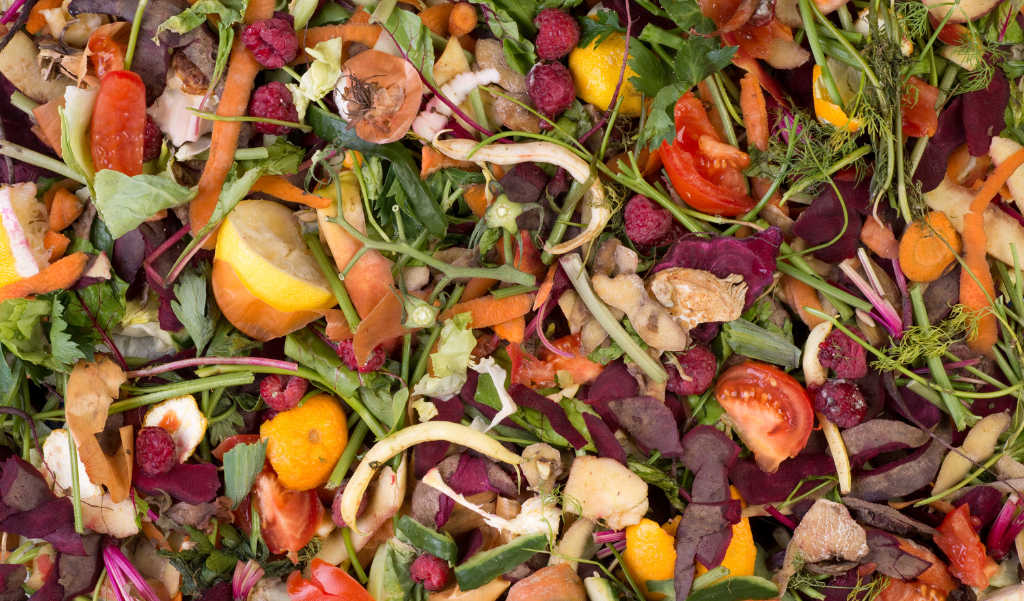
xmin=454 ymin=532 xmax=547 ymax=591
xmin=585 ymin=577 xmax=620 ymax=601
xmin=395 ymin=515 xmax=458 ymax=564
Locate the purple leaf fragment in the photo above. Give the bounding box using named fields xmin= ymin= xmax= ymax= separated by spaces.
xmin=586 ymin=360 xmax=638 ymax=402
xmin=729 ymin=455 xmax=837 ymax=505
xmin=674 ymin=500 xmax=742 ymax=600
xmin=862 ymin=530 xmax=932 ymax=581
xmin=840 ymin=419 xmax=930 ymax=468
xmin=606 ymin=397 xmax=684 ymax=459
xmin=508 ymin=384 xmax=588 ymax=450
xmin=58 ymin=534 xmax=104 ymax=598
xmin=582 ymin=413 xmax=626 ymax=465
xmin=414 ymin=396 xmax=466 ymax=479
xmin=680 ymin=425 xmax=739 ymax=503
xmin=448 ymin=454 xmax=519 ymax=499
xmin=793 ymin=186 xmax=863 ymax=263
xmin=133 ymin=462 xmax=220 ymax=504
xmin=886 ymin=385 xmax=941 ymax=429
xmin=952 ymin=485 xmax=1002 ymax=528
xmin=841 ymin=496 xmax=937 ymax=536
xmin=0 ymin=497 xmax=73 ymax=540
xmin=0 ymin=456 xmax=56 ymax=517
xmin=0 ymin=565 xmax=26 ymax=601
xmin=849 ymin=420 xmax=951 ymax=502
xmin=43 ymin=523 xmax=85 ymax=556
xmin=913 ymin=97 xmax=965 ymax=193
xmin=963 ymin=68 xmax=1009 ymax=156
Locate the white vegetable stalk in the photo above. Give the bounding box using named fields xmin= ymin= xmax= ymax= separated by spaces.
xmin=422 ymin=469 xmax=560 ymax=537
xmin=411 ymin=69 xmax=501 ymax=140
xmin=803 ymin=321 xmax=852 ymax=494
xmin=432 ymin=137 xmax=609 ymax=254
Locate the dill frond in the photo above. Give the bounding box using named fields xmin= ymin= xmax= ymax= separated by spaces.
xmin=872 ymin=305 xmax=982 ymax=371
xmin=896 ymin=0 xmax=930 ymax=40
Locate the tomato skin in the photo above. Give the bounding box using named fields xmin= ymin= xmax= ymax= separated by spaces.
xmin=901 ymin=76 xmax=940 ymax=138
xmin=936 ymin=22 xmax=970 ymax=46
xmin=714 ymin=362 xmax=813 ymax=473
xmin=212 ymin=434 xmax=261 ymax=462
xmin=729 ymin=18 xmax=793 ymax=60
xmin=935 ymin=505 xmax=998 ymax=588
xmin=661 ymin=141 xmax=756 ymax=217
xmin=310 ymin=559 xmax=373 ymax=599
xmin=91 ymin=70 xmax=146 ymax=176
xmin=252 ymin=469 xmax=323 ymax=563
xmin=508 ymin=343 xmax=555 ymax=387
xmin=537 ymin=334 xmax=604 ymax=385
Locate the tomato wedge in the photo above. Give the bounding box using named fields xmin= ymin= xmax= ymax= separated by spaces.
xmin=901 ymin=76 xmax=940 ymax=138
xmin=311 ymin=559 xmax=373 ymax=599
xmin=537 ymin=334 xmax=604 ymax=385
xmin=662 ymin=93 xmax=755 ymax=217
xmin=934 ymin=504 xmax=999 ymax=588
xmin=251 ymin=469 xmax=323 ymax=563
xmin=714 ymin=362 xmax=813 ymax=473
xmin=91 ymin=70 xmax=146 ymax=176
xmin=287 ymin=571 xmax=343 ymax=601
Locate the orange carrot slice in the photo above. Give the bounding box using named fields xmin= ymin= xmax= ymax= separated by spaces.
xmin=44 ymin=230 xmax=70 ymax=261
xmin=782 ymin=274 xmax=825 ymax=327
xmin=462 ymin=277 xmax=497 ymax=302
xmin=353 ymin=292 xmax=416 ymax=366
xmin=49 ymin=188 xmax=85 ymax=232
xmin=899 ymin=212 xmax=961 ymax=283
xmin=439 ymin=293 xmax=534 ymax=329
xmin=251 ymin=176 xmax=331 ymax=208
xmin=492 ymin=315 xmax=526 ymax=344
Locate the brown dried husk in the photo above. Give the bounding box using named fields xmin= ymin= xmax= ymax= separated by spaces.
xmin=66 ymin=355 xmax=133 ymax=503
xmin=340 ymin=49 xmax=422 ymax=144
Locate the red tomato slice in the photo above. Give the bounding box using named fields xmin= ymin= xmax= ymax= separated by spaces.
xmin=212 ymin=434 xmax=261 ymax=462
xmin=253 ymin=469 xmax=323 ymax=563
xmin=730 ymin=18 xmax=793 ymax=60
xmin=537 ymin=334 xmax=604 ymax=385
xmin=936 ymin=22 xmax=971 ymax=46
xmin=935 ymin=505 xmax=999 ymax=588
xmin=508 ymin=343 xmax=555 ymax=387
xmin=287 ymin=571 xmax=343 ymax=601
xmin=310 ymin=559 xmax=374 ymax=600
xmin=91 ymin=70 xmax=146 ymax=176
xmin=901 ymin=76 xmax=940 ymax=138
xmin=714 ymin=362 xmax=813 ymax=473
xmin=661 ymin=141 xmax=756 ymax=217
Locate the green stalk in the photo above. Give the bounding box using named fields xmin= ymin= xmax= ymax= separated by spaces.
xmin=187 ymin=109 xmax=312 ymax=132
xmin=124 ymin=0 xmax=150 ymax=71
xmin=191 ymin=147 xmax=270 ymax=162
xmin=343 ymin=528 xmax=368 ymax=582
xmin=562 ymin=255 xmax=667 ymax=382
xmin=0 ymin=142 xmax=87 ymax=185
xmin=540 ymin=179 xmax=588 ymax=265
xmin=10 ymin=92 xmax=37 ymax=116
xmin=304 ymin=233 xmax=361 ymax=332
xmin=67 ymin=430 xmax=84 ymax=534
xmin=493 ymin=285 xmax=537 ymax=299
xmin=411 ymin=285 xmax=465 ymax=385
xmin=369 ymin=0 xmax=397 ymax=23
xmin=328 ymin=421 xmax=369 ymax=487
xmin=705 ymin=74 xmax=741 ymax=145
xmin=910 ymin=285 xmax=969 ymax=430
xmin=639 ymin=24 xmax=684 ymax=50
xmin=779 ymin=145 xmax=872 ymax=205
xmin=799 ymin=0 xmax=845 ymax=108
xmin=597 ymin=154 xmax=706 ymax=234
xmin=777 ymin=258 xmax=870 ymax=314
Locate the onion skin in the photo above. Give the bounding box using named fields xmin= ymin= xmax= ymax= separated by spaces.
xmin=337 ymin=49 xmax=422 ymax=145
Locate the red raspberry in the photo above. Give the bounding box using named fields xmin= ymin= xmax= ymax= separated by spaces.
xmin=330 ymin=479 xmax=368 ymax=528
xmin=248 ymin=82 xmax=299 ymax=135
xmin=143 ymin=116 xmax=162 ymax=163
xmin=666 ymin=345 xmax=717 ymax=396
xmin=135 ymin=427 xmax=176 ymax=476
xmin=241 ymin=18 xmax=299 ymax=69
xmin=337 ymin=340 xmax=387 ymax=373
xmin=624 ymin=194 xmax=686 ymax=247
xmin=410 ymin=553 xmax=451 ymax=591
xmin=533 ymin=9 xmax=580 ymax=60
xmin=812 ymin=380 xmax=867 ymax=428
xmin=817 ymin=327 xmax=868 ymax=379
xmin=260 ymin=374 xmax=308 ymax=411
xmin=527 ymin=62 xmax=576 ymax=119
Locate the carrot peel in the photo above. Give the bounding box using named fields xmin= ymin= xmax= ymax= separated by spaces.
xmin=0 ymin=252 xmax=89 ymax=302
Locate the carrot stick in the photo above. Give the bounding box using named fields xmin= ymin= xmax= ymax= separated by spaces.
xmin=418 ymin=3 xmax=453 ymax=37
xmin=49 ymin=188 xmax=84 ymax=231
xmin=290 ymin=24 xmax=382 ymax=65
xmin=492 ymin=315 xmax=526 ymax=344
xmin=462 ymin=277 xmax=497 ymax=302
xmin=740 ymin=72 xmax=769 ymax=153
xmin=782 ymin=274 xmax=825 ymax=327
xmin=26 ymin=0 xmax=62 ymax=34
xmin=532 ymin=264 xmax=557 ymax=311
xmin=961 ymin=148 xmax=1024 ymax=355
xmin=250 ymin=175 xmax=331 ymax=208
xmin=439 ymin=293 xmax=534 ymax=329
xmin=0 ymin=252 xmax=89 ymax=302
xmin=463 ymin=183 xmax=490 ymax=218
xmin=188 ymin=0 xmax=275 ymax=246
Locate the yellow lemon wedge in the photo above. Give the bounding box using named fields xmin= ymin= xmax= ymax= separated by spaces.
xmin=812 ymin=60 xmax=863 ymax=133
xmin=0 ymin=183 xmax=51 ymax=289
xmin=568 ymin=31 xmax=643 ymax=116
xmin=215 ymin=199 xmax=336 ymax=314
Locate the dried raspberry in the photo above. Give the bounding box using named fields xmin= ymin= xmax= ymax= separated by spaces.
xmin=526 ymin=62 xmax=576 ymax=119
xmin=812 ymin=380 xmax=867 ymax=428
xmin=247 ymin=82 xmax=299 ymax=135
xmin=410 ymin=553 xmax=451 ymax=591
xmin=135 ymin=426 xmax=177 ymax=476
xmin=818 ymin=327 xmax=868 ymax=379
xmin=533 ymin=9 xmax=580 ymax=60
xmin=143 ymin=116 xmax=162 ymax=163
xmin=666 ymin=345 xmax=717 ymax=396
xmin=330 ymin=479 xmax=368 ymax=528
xmin=241 ymin=18 xmax=299 ymax=69
xmin=337 ymin=340 xmax=387 ymax=373
xmin=260 ymin=374 xmax=308 ymax=411
xmin=624 ymin=194 xmax=686 ymax=247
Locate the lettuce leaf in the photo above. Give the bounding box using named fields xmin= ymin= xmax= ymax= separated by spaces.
xmin=286 ymin=38 xmax=343 ymax=121
xmin=93 ymin=171 xmax=196 ymax=239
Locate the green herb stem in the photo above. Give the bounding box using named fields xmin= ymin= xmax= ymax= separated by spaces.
xmin=328 ymin=420 xmax=368 ymax=488
xmin=342 ymin=528 xmax=368 ymax=582
xmin=706 ymin=74 xmax=741 ymax=145
xmin=188 ymin=109 xmax=313 ymax=132
xmin=67 ymin=430 xmax=84 ymax=534
xmin=910 ymin=285 xmax=970 ymax=430
xmin=0 ymin=142 xmax=87 ymax=185
xmin=799 ymin=0 xmax=845 ymax=108
xmin=304 ymin=232 xmax=361 ymax=331
xmin=124 ymin=0 xmax=150 ymax=71
xmin=915 ymin=452 xmax=1004 ymax=505
xmin=10 ymin=92 xmax=37 ymax=116
xmin=493 ymin=285 xmax=538 ymax=299
xmin=540 ymin=179 xmax=588 ymax=265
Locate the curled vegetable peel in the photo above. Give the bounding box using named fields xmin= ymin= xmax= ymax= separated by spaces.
xmin=803 ymin=321 xmax=852 ymax=494
xmin=339 ymin=422 xmax=522 ymax=532
xmin=431 ymin=137 xmax=608 ymax=254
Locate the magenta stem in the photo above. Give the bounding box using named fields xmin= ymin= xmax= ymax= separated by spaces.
xmin=143 ymin=224 xmax=192 ymax=290
xmin=593 ymin=530 xmax=626 ymax=544
xmin=764 ymin=504 xmax=797 ymax=529
xmin=166 ymin=229 xmax=216 ymax=285
xmin=127 ymin=357 xmax=299 ymax=378
xmin=0 ymin=0 xmax=26 ymax=23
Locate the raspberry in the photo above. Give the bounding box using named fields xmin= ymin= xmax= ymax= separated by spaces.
xmin=526 ymin=62 xmax=576 ymax=119
xmin=143 ymin=116 xmax=162 ymax=163
xmin=135 ymin=427 xmax=177 ymax=476
xmin=330 ymin=479 xmax=368 ymax=528
xmin=624 ymin=194 xmax=686 ymax=247
xmin=337 ymin=340 xmax=387 ymax=373
xmin=241 ymin=18 xmax=299 ymax=69
xmin=666 ymin=345 xmax=717 ymax=396
xmin=410 ymin=553 xmax=451 ymax=591
xmin=818 ymin=327 xmax=868 ymax=379
xmin=533 ymin=9 xmax=580 ymax=60
xmin=812 ymin=380 xmax=867 ymax=428
xmin=260 ymin=374 xmax=308 ymax=411
xmin=248 ymin=82 xmax=299 ymax=135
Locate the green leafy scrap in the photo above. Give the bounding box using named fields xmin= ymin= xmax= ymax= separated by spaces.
xmin=238 ymin=138 xmax=305 ymax=175
xmin=0 ymin=299 xmax=56 ymax=371
xmin=92 ymin=171 xmax=195 ymax=239
xmin=156 ymin=0 xmax=246 ymax=34
xmin=536 ymin=0 xmax=584 ymax=11
xmin=577 ymin=10 xmax=624 ymax=47
xmin=627 ymin=38 xmax=671 ymax=98
xmin=636 ymin=83 xmax=687 ymax=151
xmin=627 ymin=459 xmax=685 ymax=511
xmin=49 ymin=298 xmax=87 ymax=369
xmin=172 ymin=263 xmax=214 ymax=355
xmin=384 ymin=9 xmax=437 ymax=87
xmin=223 ymin=440 xmax=268 ymax=508
xmin=674 ymin=37 xmax=735 ymax=94
xmin=661 ymin=0 xmax=715 ymax=33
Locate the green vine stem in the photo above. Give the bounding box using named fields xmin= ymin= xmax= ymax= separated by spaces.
xmin=304 ymin=232 xmax=361 ymax=332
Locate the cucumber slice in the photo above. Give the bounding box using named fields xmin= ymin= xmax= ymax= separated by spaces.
xmin=585 ymin=577 xmax=619 ymax=601
xmin=395 ymin=515 xmax=458 ymax=564
xmin=454 ymin=532 xmax=547 ymax=591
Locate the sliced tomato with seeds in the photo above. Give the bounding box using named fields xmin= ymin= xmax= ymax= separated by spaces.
xmin=714 ymin=362 xmax=813 ymax=473
xmin=91 ymin=70 xmax=146 ymax=176
xmin=252 ymin=469 xmax=323 ymax=563
xmin=934 ymin=504 xmax=999 ymax=588
xmin=287 ymin=571 xmax=343 ymax=601
xmin=508 ymin=343 xmax=555 ymax=387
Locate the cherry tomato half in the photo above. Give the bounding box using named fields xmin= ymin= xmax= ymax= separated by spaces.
xmin=935 ymin=504 xmax=999 ymax=588
xmin=91 ymin=70 xmax=146 ymax=176
xmin=310 ymin=559 xmax=373 ymax=599
xmin=251 ymin=469 xmax=323 ymax=563
xmin=714 ymin=362 xmax=813 ymax=473
xmin=901 ymin=76 xmax=940 ymax=138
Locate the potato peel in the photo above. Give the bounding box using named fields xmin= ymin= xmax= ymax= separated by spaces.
xmin=66 ymin=355 xmax=134 ymax=503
